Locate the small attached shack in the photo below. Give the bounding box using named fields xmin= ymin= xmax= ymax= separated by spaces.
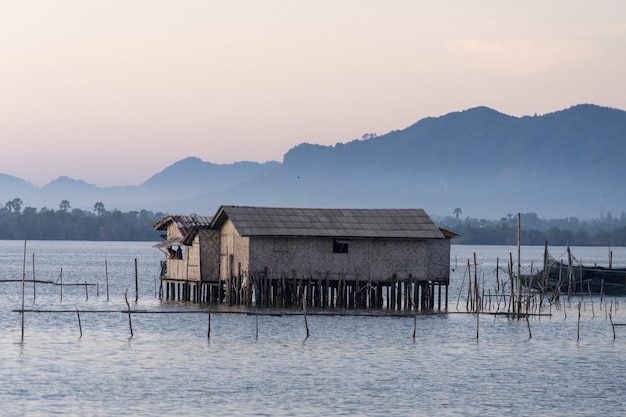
xmin=153 ymin=214 xmax=215 ymax=301
xmin=156 ymin=206 xmax=455 ymax=310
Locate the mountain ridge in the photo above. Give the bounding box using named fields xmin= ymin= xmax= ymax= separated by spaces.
xmin=2 ymin=104 xmax=625 ymax=220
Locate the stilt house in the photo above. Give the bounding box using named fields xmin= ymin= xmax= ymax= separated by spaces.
xmin=153 ymin=215 xmax=213 ymax=297
xmin=156 ymin=206 xmax=455 ymax=310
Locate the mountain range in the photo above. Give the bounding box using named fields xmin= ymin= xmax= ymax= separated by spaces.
xmin=2 ymin=104 xmax=625 ymax=220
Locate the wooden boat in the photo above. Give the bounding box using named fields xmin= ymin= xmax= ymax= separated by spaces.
xmin=523 ymin=246 xmax=626 ymax=296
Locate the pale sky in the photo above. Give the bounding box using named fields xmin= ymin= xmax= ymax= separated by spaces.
xmin=1 ymin=1 xmax=625 ymax=187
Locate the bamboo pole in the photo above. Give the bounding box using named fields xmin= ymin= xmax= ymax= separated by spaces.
xmin=466 ymin=259 xmax=473 ymax=312
xmin=476 ymin=307 xmax=479 ymax=340
xmin=32 ymin=253 xmax=36 ymax=302
xmin=455 ymin=265 xmax=468 ymax=311
xmin=413 ymin=307 xmax=417 ymax=340
xmin=125 ymin=289 xmax=133 ymax=337
xmin=135 ymin=258 xmax=139 ymax=303
xmin=472 ymin=255 xmax=479 ymax=338
xmin=21 ymin=240 xmax=26 ymax=342
xmin=567 ymin=245 xmax=573 ymax=298
xmin=517 ymin=213 xmax=522 ymax=316
xmin=588 ymin=283 xmax=594 ymax=318
xmin=76 ymin=307 xmax=82 ymax=337
xmin=105 ymin=260 xmax=110 ymax=302
xmin=600 ymin=279 xmax=605 ymax=302
xmin=207 ymin=307 xmax=211 ymax=339
xmin=302 ymin=291 xmax=310 ymax=338
xmin=577 ymin=300 xmax=582 ymax=342
xmin=508 ymin=253 xmax=514 ymax=313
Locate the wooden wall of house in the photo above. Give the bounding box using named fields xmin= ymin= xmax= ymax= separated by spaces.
xmin=199 ymin=229 xmax=221 ymax=282
xmin=428 ymin=238 xmax=451 ymax=283
xmin=166 ymin=222 xmax=183 ymax=239
xmin=247 ymin=237 xmax=450 ymax=282
xmin=218 ymin=219 xmax=250 ymax=281
xmin=186 ymin=235 xmax=201 ymax=281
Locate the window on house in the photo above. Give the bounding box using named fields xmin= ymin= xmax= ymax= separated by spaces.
xmin=333 ymin=238 xmax=349 ymax=254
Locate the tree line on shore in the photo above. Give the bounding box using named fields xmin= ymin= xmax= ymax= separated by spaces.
xmin=439 ymin=211 xmax=626 ymax=246
xmin=0 ymin=198 xmax=164 ymax=241
xmin=1 ymin=198 xmax=626 ymax=245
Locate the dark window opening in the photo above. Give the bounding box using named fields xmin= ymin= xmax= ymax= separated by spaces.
xmin=333 ymin=238 xmax=349 ymax=254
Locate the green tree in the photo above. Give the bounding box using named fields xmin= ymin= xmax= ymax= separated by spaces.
xmin=5 ymin=198 xmax=23 ymax=213
xmin=59 ymin=200 xmax=71 ymax=212
xmin=94 ymin=201 xmax=106 ymax=215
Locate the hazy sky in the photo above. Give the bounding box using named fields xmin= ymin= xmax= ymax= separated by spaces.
xmin=2 ymin=1 xmax=625 ymax=187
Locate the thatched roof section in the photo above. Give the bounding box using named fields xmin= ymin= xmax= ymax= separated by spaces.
xmin=209 ymin=206 xmax=445 ymax=239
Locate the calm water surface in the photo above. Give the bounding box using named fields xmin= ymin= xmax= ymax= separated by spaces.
xmin=1 ymin=241 xmax=625 ymax=416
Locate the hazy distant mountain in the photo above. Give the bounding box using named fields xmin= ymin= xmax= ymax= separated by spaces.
xmin=1 ymin=104 xmax=624 ymax=219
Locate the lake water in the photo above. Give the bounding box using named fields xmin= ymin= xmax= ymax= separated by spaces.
xmin=1 ymin=241 xmax=625 ymax=416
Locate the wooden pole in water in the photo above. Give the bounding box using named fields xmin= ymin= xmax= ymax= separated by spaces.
xmin=60 ymin=268 xmax=63 ymax=301
xmin=474 ymin=253 xmax=480 ymax=312
xmin=588 ymin=283 xmax=594 ymax=318
xmin=21 ymin=240 xmax=26 ymax=341
xmin=567 ymin=245 xmax=573 ymax=297
xmin=105 ymin=260 xmax=110 ymax=302
xmin=134 ymin=258 xmax=139 ymax=303
xmin=609 ymin=312 xmax=616 ymax=340
xmin=600 ymin=279 xmax=605 ymax=302
xmin=76 ymin=307 xmax=82 ymax=338
xmin=508 ymin=253 xmax=514 ymax=313
xmin=577 ymin=300 xmax=582 ymax=342
xmin=302 ymin=291 xmax=310 ymax=338
xmin=207 ymin=307 xmax=211 ymax=339
xmin=517 ymin=213 xmax=522 ymax=316
xmin=476 ymin=307 xmax=479 ymax=340
xmin=125 ymin=289 xmax=133 ymax=337
xmin=84 ymin=281 xmax=89 ymax=301
xmin=32 ymin=253 xmax=36 ymax=302
xmin=413 ymin=307 xmax=417 ymax=340
xmin=466 ymin=259 xmax=473 ymax=312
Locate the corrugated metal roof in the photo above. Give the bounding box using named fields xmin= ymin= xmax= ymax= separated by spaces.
xmin=210 ymin=206 xmax=444 ymax=239
xmin=152 ymin=237 xmax=183 ymax=248
xmin=154 ymin=215 xmax=212 ymax=232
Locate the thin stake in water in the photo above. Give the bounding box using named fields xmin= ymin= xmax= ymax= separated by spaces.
xmin=105 ymin=260 xmax=110 ymax=302
xmin=125 ymin=289 xmax=133 ymax=337
xmin=32 ymin=253 xmax=36 ymax=302
xmin=76 ymin=307 xmax=82 ymax=338
xmin=21 ymin=240 xmax=26 ymax=342
xmin=303 ymin=293 xmax=310 ymax=338
xmin=207 ymin=307 xmax=211 ymax=339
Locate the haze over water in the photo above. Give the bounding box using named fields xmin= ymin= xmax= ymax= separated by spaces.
xmin=1 ymin=241 xmax=625 ymax=416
